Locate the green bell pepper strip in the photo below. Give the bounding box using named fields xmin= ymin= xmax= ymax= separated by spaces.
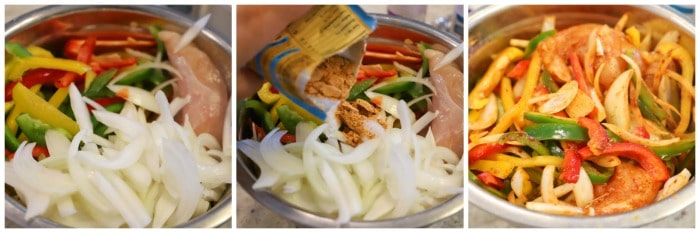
xmin=6 ymin=42 xmax=32 ymax=58
xmin=13 ymin=83 xmax=79 ymax=135
xmin=651 ymin=138 xmax=695 ymax=160
xmin=524 ymin=167 xmax=543 ymax=185
xmin=243 ymin=99 xmax=275 ymax=132
xmin=524 ymin=123 xmax=589 ymax=141
xmin=469 ymin=171 xmax=506 ymax=199
xmin=347 ymin=78 xmax=376 ymax=101
xmin=581 ymin=161 xmax=613 ymax=184
xmin=540 ymin=71 xmax=559 ymax=93
xmin=115 ymin=67 xmax=153 ymax=86
xmin=276 ymin=105 xmax=305 ymax=135
xmin=676 ymin=148 xmax=694 ymax=175
xmin=16 ymin=113 xmax=73 ymax=147
xmin=545 ymin=140 xmax=564 ymax=157
xmin=524 ymin=111 xmax=578 ymax=125
xmin=5 ymin=127 xmax=21 ymax=152
xmin=149 ymin=25 xmax=165 ymax=60
xmin=417 ymin=42 xmax=431 ymax=77
xmin=523 ymin=30 xmax=556 ymax=58
xmin=84 ymin=69 xmax=118 ymax=98
xmin=374 ymin=81 xmax=416 ymax=95
xmin=498 ymin=131 xmax=550 ymax=156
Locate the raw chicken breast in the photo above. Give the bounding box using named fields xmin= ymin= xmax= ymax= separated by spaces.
xmin=425 ymin=49 xmax=464 ymax=157
xmin=159 ymin=31 xmax=228 ymax=142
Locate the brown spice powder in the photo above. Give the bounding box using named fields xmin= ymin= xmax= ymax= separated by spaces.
xmin=304 ymin=55 xmax=356 ymax=100
xmin=335 ymin=99 xmax=387 ymax=146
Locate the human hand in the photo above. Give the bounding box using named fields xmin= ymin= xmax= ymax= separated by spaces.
xmin=236 ymin=5 xmax=312 ymax=99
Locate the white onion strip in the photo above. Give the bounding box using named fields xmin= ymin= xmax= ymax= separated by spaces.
xmin=173 ymin=14 xmax=211 ymax=53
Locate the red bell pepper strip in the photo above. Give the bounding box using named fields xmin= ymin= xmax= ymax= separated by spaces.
xmin=476 ymin=172 xmax=505 ymax=189
xmin=469 ymin=143 xmax=508 ymax=164
xmin=569 ymin=51 xmax=599 ymax=119
xmin=506 ymin=60 xmax=530 ymax=79
xmin=56 ymin=36 xmax=97 ymax=88
xmin=5 ymin=69 xmax=67 ymax=101
xmin=600 ymin=142 xmax=670 ymax=182
xmin=32 ymin=145 xmax=50 ymax=158
xmin=357 ymin=65 xmax=398 ymax=81
xmin=92 ymin=55 xmax=138 ymax=69
xmin=577 ymin=146 xmax=595 ymax=160
xmin=633 ymin=126 xmax=650 ymax=139
xmin=280 ymin=133 xmax=296 ymax=144
xmin=87 ymin=97 xmax=126 ymax=112
xmin=577 ymin=117 xmax=611 ymax=155
xmin=64 ymin=38 xmax=155 ymax=58
xmin=559 ymin=147 xmax=582 ymax=183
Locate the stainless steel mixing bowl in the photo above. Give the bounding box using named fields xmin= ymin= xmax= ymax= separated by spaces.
xmin=236 ymin=13 xmax=464 ymax=228
xmin=468 ymin=5 xmax=695 ymax=227
xmin=5 ymin=5 xmax=231 ymax=228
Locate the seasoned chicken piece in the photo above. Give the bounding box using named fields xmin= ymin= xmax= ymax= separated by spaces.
xmin=160 ymin=31 xmax=228 ymax=142
xmin=590 ymin=161 xmax=663 ymax=215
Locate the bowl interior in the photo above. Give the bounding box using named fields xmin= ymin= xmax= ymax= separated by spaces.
xmin=236 ymin=13 xmax=463 ymax=227
xmin=5 ymin=5 xmax=232 ymax=228
xmin=468 ymin=5 xmax=695 ymax=227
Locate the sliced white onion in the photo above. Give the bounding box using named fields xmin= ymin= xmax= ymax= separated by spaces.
xmin=260 ymin=128 xmax=304 ymax=176
xmin=574 ymin=168 xmax=594 ymax=208
xmin=431 ymin=43 xmax=463 ymax=71
xmin=107 ymin=84 xmax=160 ymax=113
xmin=69 ymin=83 xmax=93 ymax=136
xmin=173 ymin=14 xmax=211 ymax=53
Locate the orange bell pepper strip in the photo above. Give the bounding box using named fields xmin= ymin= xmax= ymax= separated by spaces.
xmin=476 ymin=172 xmax=505 ymax=189
xmin=577 ymin=117 xmax=611 ymax=155
xmin=469 ymin=143 xmax=508 ymax=164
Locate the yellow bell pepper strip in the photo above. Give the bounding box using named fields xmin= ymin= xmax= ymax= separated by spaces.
xmin=5 ymin=102 xmax=14 ymax=114
xmin=26 ymin=45 xmax=54 ymax=58
xmin=48 ymin=88 xmax=70 ymax=108
xmin=655 ymin=42 xmax=694 ymax=135
xmin=500 ymin=77 xmax=515 ymax=110
xmin=625 ymin=26 xmax=641 ymax=48
xmin=12 ymin=83 xmax=79 ymax=135
xmin=469 ymin=159 xmax=515 ymax=179
xmin=257 ymin=82 xmax=281 ymax=105
xmin=8 ymin=56 xmax=91 ymax=81
xmin=469 ymin=47 xmax=524 ymax=110
xmin=489 ymin=52 xmax=541 ymax=135
xmin=6 ymin=84 xmax=42 ymax=134
xmin=489 ymin=154 xmax=564 ymax=168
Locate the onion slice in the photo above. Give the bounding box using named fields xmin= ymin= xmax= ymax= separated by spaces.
xmin=173 ymin=14 xmax=211 ymax=53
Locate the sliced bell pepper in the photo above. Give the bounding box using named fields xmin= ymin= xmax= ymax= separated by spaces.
xmin=469 ymin=159 xmax=515 ymax=179
xmin=149 ymin=24 xmax=165 ymax=59
xmin=356 ymin=65 xmax=398 ymax=81
xmin=243 ymin=99 xmax=275 ymax=132
xmin=16 ymin=113 xmax=73 ymax=147
xmin=545 ymin=140 xmax=565 ymax=157
xmin=560 ymin=147 xmax=582 ymax=183
xmin=5 ymin=127 xmax=21 ymax=152
xmin=476 ymin=172 xmax=505 ymax=190
xmin=276 ymin=105 xmax=305 ymax=135
xmin=506 ymin=60 xmax=530 ymax=79
xmin=8 ymin=56 xmax=91 ymax=81
xmin=56 ymin=36 xmax=97 ymax=87
xmin=523 ymin=30 xmax=556 ymax=58
xmin=84 ymin=69 xmax=118 ymax=98
xmin=12 ymin=83 xmax=79 ymax=135
xmin=599 ymin=142 xmax=670 ymax=182
xmin=5 ymin=69 xmax=67 ymax=101
xmin=569 ymin=51 xmax=599 ymax=119
xmin=489 ymin=51 xmax=540 ymax=134
xmin=373 ymin=81 xmax=416 ymax=95
xmin=651 ymin=138 xmax=695 ymax=160
xmin=5 ymin=42 xmax=32 ymax=58
xmin=581 ymin=161 xmax=614 ymax=184
xmin=280 ymin=133 xmax=297 ymax=144
xmin=523 ymin=123 xmax=589 ymax=141
xmin=469 ymin=143 xmax=508 ymax=164
xmin=489 ymin=154 xmax=564 ymax=168
xmin=256 ymin=82 xmax=281 ymax=105
xmin=524 ymin=111 xmax=577 ymax=125
xmin=94 ymin=56 xmax=137 ymax=69
xmin=469 ymin=47 xmax=524 ymax=110
xmin=498 ymin=132 xmax=549 ymax=156
xmin=64 ymin=38 xmax=155 ymax=58
xmin=346 ymin=78 xmax=376 ymax=101
xmin=577 ymin=117 xmax=611 ymax=155
xmin=540 ymin=71 xmax=559 ymax=93
xmin=469 ymin=171 xmax=507 ymax=198
xmin=633 ymin=126 xmax=650 ymax=139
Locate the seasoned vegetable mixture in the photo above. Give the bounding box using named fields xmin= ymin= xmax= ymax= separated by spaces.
xmin=5 ymin=16 xmax=231 ymax=227
xmin=238 ymin=39 xmax=464 ymax=223
xmin=468 ymin=14 xmax=694 ymax=215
